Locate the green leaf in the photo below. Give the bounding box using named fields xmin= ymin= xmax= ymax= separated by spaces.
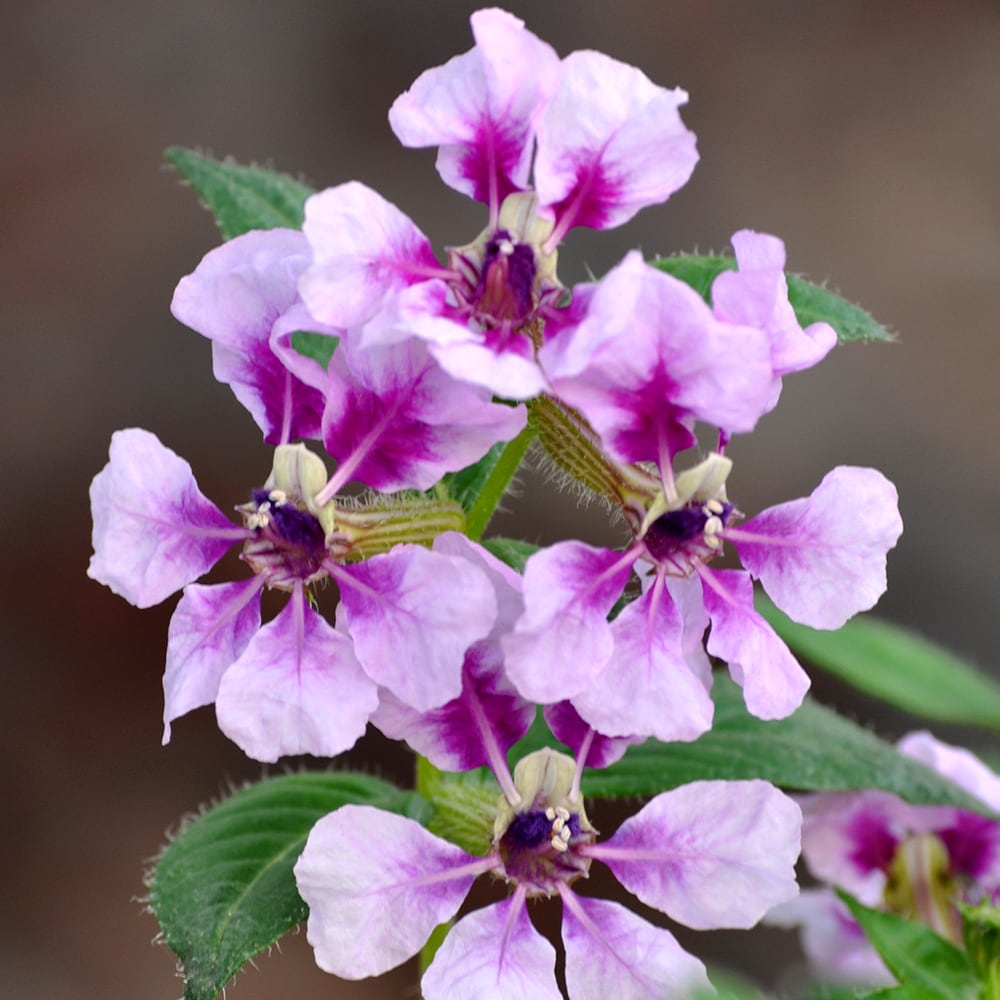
xmin=149 ymin=771 xmax=427 ymax=1000
xmin=652 ymin=254 xmax=893 ymax=343
xmin=165 ymin=147 xmax=314 ymax=240
xmin=441 ymin=425 xmax=535 ymax=539
xmin=290 ymin=330 xmax=339 ymax=370
xmin=481 ymin=536 xmax=538 ymax=574
xmin=838 ymin=891 xmax=978 ymax=998
xmin=509 ymin=677 xmax=993 ymax=813
xmin=757 ymin=595 xmax=1000 ymax=732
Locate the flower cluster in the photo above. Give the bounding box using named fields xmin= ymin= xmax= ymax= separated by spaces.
xmin=88 ymin=7 xmax=907 ymax=996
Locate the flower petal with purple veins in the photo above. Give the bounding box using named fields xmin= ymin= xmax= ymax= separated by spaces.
xmin=321 ymin=334 xmax=526 ymax=492
xmin=88 ymin=428 xmax=244 ymax=608
xmin=162 ymin=578 xmax=262 ymax=744
xmin=422 ymin=895 xmax=561 ymax=1000
xmin=502 ymin=541 xmax=636 ymax=703
xmin=533 ymin=51 xmax=698 ymax=236
xmin=300 ymin=181 xmax=441 ymax=329
xmin=571 ymin=579 xmax=714 ymax=742
xmin=373 ymin=638 xmax=535 ymax=772
xmin=731 ymin=466 xmax=903 ymax=630
xmin=388 ymin=8 xmax=560 ymax=212
xmin=294 ymin=805 xmax=490 ymax=979
xmin=336 ymin=545 xmax=498 ymax=712
xmin=543 ymin=701 xmax=641 ymax=769
xmin=170 ymin=228 xmax=326 ymax=444
xmin=541 ymin=252 xmax=773 ymax=465
xmin=215 ymin=590 xmax=378 ymax=763
xmin=561 ymin=894 xmax=711 ymax=1000
xmin=592 ymin=780 xmax=802 ymax=930
xmin=701 ymin=568 xmax=811 ymax=719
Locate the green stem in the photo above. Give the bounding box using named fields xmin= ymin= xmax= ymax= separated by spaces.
xmin=464 ymin=424 xmax=535 ymax=540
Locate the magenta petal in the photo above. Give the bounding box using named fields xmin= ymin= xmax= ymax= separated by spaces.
xmin=571 ymin=580 xmax=714 ymax=742
xmin=562 ymin=895 xmax=710 ymax=1000
xmin=170 ymin=228 xmax=325 ymax=443
xmin=534 ymin=51 xmax=698 ymax=233
xmin=162 ymin=578 xmax=262 ymax=744
xmin=542 ymin=252 xmax=773 ymax=464
xmin=300 ymin=181 xmax=439 ymax=329
xmin=502 ymin=541 xmax=635 ymax=703
xmin=733 ymin=466 xmax=903 ymax=629
xmin=337 ymin=545 xmax=498 ymax=711
xmin=595 ymin=780 xmax=802 ymax=929
xmin=389 ymin=8 xmax=559 ymax=208
xmin=543 ymin=701 xmax=641 ymax=769
xmin=373 ymin=638 xmax=535 ymax=772
xmin=702 ymin=568 xmax=810 ymax=719
xmin=322 ymin=334 xmax=526 ymax=492
xmin=422 ymin=896 xmax=560 ymax=1000
xmin=295 ymin=805 xmax=486 ymax=979
xmin=88 ymin=429 xmax=241 ymax=608
xmin=215 ymin=592 xmax=377 ymax=762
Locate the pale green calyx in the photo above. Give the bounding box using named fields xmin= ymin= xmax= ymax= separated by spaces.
xmin=266 ymin=444 xmax=336 ymax=535
xmin=641 ymin=452 xmax=733 ymax=537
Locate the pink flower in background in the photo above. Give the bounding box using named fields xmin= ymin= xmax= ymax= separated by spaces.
xmin=770 ymin=731 xmax=1000 ymax=986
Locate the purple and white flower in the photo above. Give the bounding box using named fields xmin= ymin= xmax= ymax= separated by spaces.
xmin=88 ymin=430 xmax=500 ymax=760
xmin=299 ymin=8 xmax=699 ymax=399
xmin=503 ymin=451 xmax=902 ymax=737
xmin=769 ymin=731 xmax=1000 ymax=986
xmin=296 ymin=747 xmax=801 ymax=999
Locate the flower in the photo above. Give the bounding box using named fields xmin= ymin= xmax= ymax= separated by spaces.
xmin=502 ymin=451 xmax=902 ymax=738
xmin=295 ymin=746 xmax=801 ymax=999
xmin=298 ymin=8 xmax=699 ymax=400
xmin=769 ymin=731 xmax=1000 ymax=986
xmin=88 ymin=430 xmax=500 ymax=760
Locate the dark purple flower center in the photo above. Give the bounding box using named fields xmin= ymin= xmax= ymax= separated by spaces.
xmin=497 ymin=807 xmax=591 ymax=896
xmin=473 ymin=229 xmax=537 ymax=326
xmin=241 ymin=488 xmax=328 ymax=588
xmin=643 ymin=500 xmax=734 ymax=566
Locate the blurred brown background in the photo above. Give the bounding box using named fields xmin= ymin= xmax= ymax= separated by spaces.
xmin=2 ymin=1 xmax=998 ymax=997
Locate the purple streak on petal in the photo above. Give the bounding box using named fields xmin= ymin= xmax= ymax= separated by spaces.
xmin=299 ymin=181 xmax=441 ymax=329
xmin=571 ymin=575 xmax=714 ymax=742
xmin=335 ymin=545 xmax=498 ymax=712
xmin=560 ymin=891 xmax=711 ymax=1000
xmin=162 ymin=577 xmax=263 ymax=743
xmin=295 ymin=805 xmax=493 ymax=979
xmin=589 ymin=780 xmax=802 ymax=930
xmin=422 ymin=890 xmax=561 ymax=1000
xmin=939 ymin=813 xmax=1000 ymax=882
xmin=388 ymin=9 xmax=560 ymax=215
xmin=534 ymin=51 xmax=698 ymax=241
xmin=700 ymin=567 xmax=810 ymax=719
xmin=170 ymin=229 xmax=325 ymax=443
xmin=502 ymin=541 xmax=638 ymax=703
xmin=319 ymin=335 xmax=526 ymax=495
xmin=730 ymin=466 xmax=902 ymax=630
xmin=88 ymin=428 xmax=244 ymax=608
xmin=543 ymin=701 xmax=641 ymax=770
xmin=542 ymin=252 xmax=773 ymax=465
xmin=215 ymin=587 xmax=378 ymax=762
xmin=372 ymin=638 xmax=535 ymax=775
